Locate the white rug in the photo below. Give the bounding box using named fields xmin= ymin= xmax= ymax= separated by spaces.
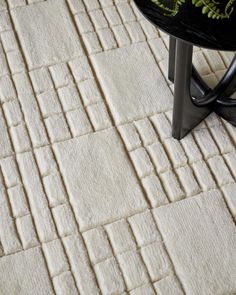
xmin=0 ymin=0 xmax=236 ymax=294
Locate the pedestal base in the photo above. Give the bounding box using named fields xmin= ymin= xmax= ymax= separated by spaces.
xmin=169 ymin=37 xmax=236 ymax=139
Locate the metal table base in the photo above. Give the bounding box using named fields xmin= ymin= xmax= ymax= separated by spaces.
xmin=169 ymin=37 xmax=236 ymax=139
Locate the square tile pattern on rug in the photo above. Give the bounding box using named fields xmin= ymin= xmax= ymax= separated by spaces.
xmin=154 ymin=190 xmax=236 ymax=295
xmin=91 ymin=42 xmax=173 ymax=124
xmin=11 ymin=0 xmax=83 ymax=69
xmin=53 ymin=128 xmax=147 ymax=230
xmin=0 ymin=247 xmax=54 ymax=294
xmin=0 ymin=0 xmax=235 ymax=294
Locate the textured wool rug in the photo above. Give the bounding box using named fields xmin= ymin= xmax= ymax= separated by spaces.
xmin=0 ymin=0 xmax=236 ymax=294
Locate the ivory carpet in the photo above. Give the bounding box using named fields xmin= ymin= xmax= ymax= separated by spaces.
xmin=0 ymin=0 xmax=236 ymax=294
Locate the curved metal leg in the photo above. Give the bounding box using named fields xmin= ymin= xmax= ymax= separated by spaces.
xmin=217 ymin=56 xmax=236 ymax=98
xmin=194 ymin=55 xmax=236 ymax=106
xmin=170 ymin=37 xmax=236 ymax=139
xmin=172 ymin=39 xmax=211 ymax=139
xmin=168 ymin=37 xmax=176 ymax=83
xmin=168 ymin=37 xmax=210 ymax=98
xmin=213 ymin=102 xmax=236 ymax=126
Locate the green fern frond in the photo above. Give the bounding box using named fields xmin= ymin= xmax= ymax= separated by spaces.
xmin=150 ymin=0 xmax=235 ymax=20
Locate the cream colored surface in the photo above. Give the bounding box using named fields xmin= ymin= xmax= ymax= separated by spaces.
xmin=0 ymin=0 xmax=235 ymax=294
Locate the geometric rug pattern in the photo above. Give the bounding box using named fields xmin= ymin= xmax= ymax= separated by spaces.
xmin=0 ymin=0 xmax=235 ymax=294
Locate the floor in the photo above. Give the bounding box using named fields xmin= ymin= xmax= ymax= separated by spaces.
xmin=0 ymin=0 xmax=235 ymax=294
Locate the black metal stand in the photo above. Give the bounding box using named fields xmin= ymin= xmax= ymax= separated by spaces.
xmin=169 ymin=37 xmax=236 ymax=139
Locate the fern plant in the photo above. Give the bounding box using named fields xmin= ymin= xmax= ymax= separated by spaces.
xmin=150 ymin=0 xmax=235 ymax=19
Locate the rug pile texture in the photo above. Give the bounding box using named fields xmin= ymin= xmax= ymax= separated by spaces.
xmin=0 ymin=0 xmax=236 ymax=294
